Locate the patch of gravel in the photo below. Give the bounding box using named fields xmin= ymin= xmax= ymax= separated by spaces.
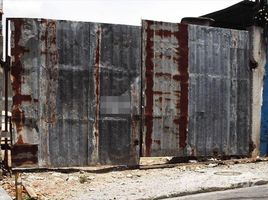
xmin=3 ymin=161 xmax=268 ymax=200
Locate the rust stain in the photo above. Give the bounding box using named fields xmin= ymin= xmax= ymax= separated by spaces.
xmin=153 ymin=140 xmax=161 ymax=145
xmin=158 ymin=53 xmax=172 ymax=60
xmin=13 ymin=94 xmax=38 ymax=105
xmin=41 ymin=19 xmax=58 ymax=125
xmin=11 ymin=19 xmax=30 ymax=143
xmin=11 ymin=19 xmax=57 ymax=145
xmin=89 ymin=26 xmax=102 ymax=163
xmin=11 ymin=19 xmax=30 ymax=95
xmin=153 ymin=91 xmax=171 ymax=95
xmin=155 ymin=72 xmax=172 ymax=78
xmin=144 ymin=20 xmax=154 ymax=156
xmin=11 ymin=144 xmax=38 ymax=167
xmin=16 ymin=135 xmax=24 ymax=145
xmin=173 ymin=119 xmax=180 ymax=125
xmin=12 ymin=108 xmax=24 ymax=137
xmin=175 ymin=24 xmax=189 ymax=149
xmin=144 ymin=21 xmax=189 ymax=155
xmin=12 ymin=93 xmax=38 ymax=139
xmin=155 ymin=29 xmax=174 ymax=38
xmin=94 ymin=27 xmax=101 ymax=140
xmin=173 ymin=74 xmax=188 ymax=82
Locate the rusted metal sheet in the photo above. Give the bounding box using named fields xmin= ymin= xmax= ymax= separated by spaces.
xmin=11 ymin=19 xmax=40 ymax=145
xmin=10 ymin=17 xmax=250 ymax=166
xmin=10 ymin=18 xmax=140 ymax=167
xmin=187 ymin=25 xmax=250 ymax=156
xmin=11 ymin=144 xmax=38 ymax=167
xmin=142 ymin=20 xmax=250 ymax=157
xmin=142 ymin=20 xmax=189 ymax=156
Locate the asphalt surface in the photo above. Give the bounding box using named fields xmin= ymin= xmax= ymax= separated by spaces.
xmin=171 ymin=185 xmax=268 ymax=200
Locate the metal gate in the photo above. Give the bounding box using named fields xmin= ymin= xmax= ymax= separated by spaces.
xmin=9 ymin=18 xmax=251 ymax=167
xmin=10 ymin=18 xmax=141 ymax=167
xmin=142 ymin=20 xmax=189 ymax=156
xmin=142 ymin=20 xmax=250 ymax=157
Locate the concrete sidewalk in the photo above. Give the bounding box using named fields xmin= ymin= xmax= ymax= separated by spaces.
xmin=13 ymin=160 xmax=268 ymax=199
xmin=0 ymin=187 xmax=12 ymax=200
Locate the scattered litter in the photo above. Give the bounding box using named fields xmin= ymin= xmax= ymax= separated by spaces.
xmin=189 ymin=160 xmax=198 ymax=163
xmin=208 ymin=163 xmax=218 ymax=168
xmin=126 ymin=174 xmax=133 ymax=178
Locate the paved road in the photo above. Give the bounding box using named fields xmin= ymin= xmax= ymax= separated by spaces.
xmin=170 ymin=185 xmax=268 ymax=200
xmin=0 ymin=187 xmax=12 ymax=200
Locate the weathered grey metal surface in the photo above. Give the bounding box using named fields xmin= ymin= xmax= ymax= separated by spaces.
xmin=10 ymin=18 xmax=250 ymax=167
xmin=142 ymin=20 xmax=250 ymax=157
xmin=187 ymin=25 xmax=250 ymax=156
xmin=142 ymin=20 xmax=189 ymax=156
xmin=10 ymin=18 xmax=140 ymax=167
xmin=98 ymin=24 xmax=141 ymax=165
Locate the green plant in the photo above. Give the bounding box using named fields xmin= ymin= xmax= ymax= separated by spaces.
xmin=79 ymin=175 xmax=88 ymax=184
xmin=23 ymin=197 xmax=36 ymax=200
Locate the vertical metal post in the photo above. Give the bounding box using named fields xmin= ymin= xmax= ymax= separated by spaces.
xmin=9 ymin=116 xmax=12 ymax=145
xmin=2 ymin=19 xmax=10 ymax=171
xmin=4 ymin=18 xmax=9 ymax=132
xmin=15 ymin=172 xmax=22 ymax=200
xmin=139 ymin=25 xmax=143 ymax=157
xmin=4 ymin=137 xmax=8 ymax=168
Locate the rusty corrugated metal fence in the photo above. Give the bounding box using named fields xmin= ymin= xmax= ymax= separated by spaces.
xmin=187 ymin=25 xmax=250 ymax=156
xmin=142 ymin=21 xmax=189 ymax=156
xmin=9 ymin=18 xmax=250 ymax=167
xmin=10 ymin=18 xmax=141 ymax=167
xmin=142 ymin=20 xmax=250 ymax=157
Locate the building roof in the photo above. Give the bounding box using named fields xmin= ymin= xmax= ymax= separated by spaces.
xmin=203 ymin=1 xmax=258 ymax=30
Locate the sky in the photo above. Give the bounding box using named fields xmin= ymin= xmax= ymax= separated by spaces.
xmin=3 ymin=0 xmax=242 ymax=26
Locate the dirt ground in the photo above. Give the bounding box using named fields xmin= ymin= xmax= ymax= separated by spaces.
xmin=1 ymin=158 xmax=268 ymax=200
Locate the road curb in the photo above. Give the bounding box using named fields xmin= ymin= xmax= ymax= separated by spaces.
xmin=144 ymin=180 xmax=268 ymax=200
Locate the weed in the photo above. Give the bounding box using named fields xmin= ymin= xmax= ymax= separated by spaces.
xmin=79 ymin=175 xmax=88 ymax=184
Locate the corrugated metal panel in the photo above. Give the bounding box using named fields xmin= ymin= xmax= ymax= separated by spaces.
xmin=10 ymin=18 xmax=140 ymax=167
xmin=142 ymin=20 xmax=189 ymax=156
xmin=187 ymin=25 xmax=250 ymax=156
xmin=98 ymin=24 xmax=141 ymax=165
xmin=142 ymin=20 xmax=250 ymax=157
xmin=10 ymin=18 xmax=251 ymax=166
